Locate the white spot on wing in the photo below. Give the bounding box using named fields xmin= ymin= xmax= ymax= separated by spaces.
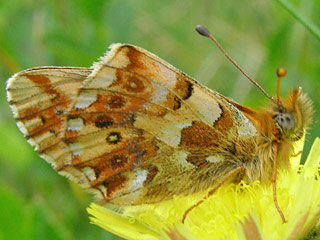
xmin=67 ymin=118 xmax=84 ymax=131
xmin=97 ymin=185 xmax=107 ymax=197
xmin=74 ymin=92 xmax=97 ymax=109
xmin=81 ymin=167 xmax=96 ymax=181
xmin=238 ymin=117 xmax=257 ymax=137
xmin=15 ymin=118 xmax=28 ymax=135
xmin=150 ymin=83 xmax=168 ymax=103
xmin=24 ymin=117 xmax=43 ymax=130
xmin=69 ymin=142 xmax=83 ymax=156
xmin=160 ymin=122 xmax=192 ymax=147
xmin=86 ymin=67 xmax=116 ymax=88
xmin=206 ymin=155 xmax=223 ymax=163
xmin=131 ymin=169 xmax=149 ymax=192
xmin=157 ymin=63 xmax=177 ymax=88
xmin=186 ymin=87 xmax=221 ymax=125
xmin=228 ymin=103 xmax=257 ymax=137
xmin=174 ymin=150 xmax=194 ymax=169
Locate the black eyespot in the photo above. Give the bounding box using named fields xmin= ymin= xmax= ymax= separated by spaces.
xmin=106 ymin=132 xmax=121 ymax=144
xmin=95 ymin=115 xmax=114 ymax=128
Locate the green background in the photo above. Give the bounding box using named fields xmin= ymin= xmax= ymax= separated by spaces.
xmin=0 ymin=0 xmax=319 ymax=239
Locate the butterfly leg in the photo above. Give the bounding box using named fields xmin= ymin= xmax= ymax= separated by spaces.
xmin=181 ymin=165 xmax=246 ymax=223
xmin=272 ymin=143 xmax=287 ymax=223
xmin=291 ymin=150 xmax=302 ymax=158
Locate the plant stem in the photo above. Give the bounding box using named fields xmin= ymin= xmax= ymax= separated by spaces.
xmin=276 ymin=0 xmax=320 ymax=41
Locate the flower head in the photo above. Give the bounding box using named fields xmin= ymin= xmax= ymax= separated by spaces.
xmin=88 ymin=138 xmax=320 ymax=240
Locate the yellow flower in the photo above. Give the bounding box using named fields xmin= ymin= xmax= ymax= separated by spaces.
xmin=87 ymin=138 xmax=320 ymax=240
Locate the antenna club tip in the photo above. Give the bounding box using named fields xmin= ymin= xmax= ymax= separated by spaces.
xmin=195 ymin=25 xmax=210 ymax=37
xmin=277 ymin=68 xmax=286 ymax=77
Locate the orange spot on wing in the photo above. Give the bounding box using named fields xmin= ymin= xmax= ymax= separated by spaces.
xmin=91 ymin=94 xmax=146 ymax=113
xmin=64 ymin=129 xmax=79 ymax=139
xmin=76 ymin=150 xmax=136 ymax=186
xmin=20 ymin=107 xmax=40 ymax=119
xmin=123 ymin=75 xmax=146 ymax=93
xmin=186 ymin=154 xmax=210 ymax=168
xmin=180 ymin=121 xmax=218 ymax=149
xmin=180 ymin=106 xmax=234 ymax=149
xmin=175 ymin=73 xmax=193 ymax=100
xmin=17 ymin=75 xmax=72 ymax=142
xmin=102 ymin=174 xmax=127 ymax=198
xmin=26 ymin=75 xmax=61 ymax=99
xmin=213 ymin=105 xmax=234 ymax=130
xmin=71 ymin=155 xmax=82 ymax=165
xmin=107 ymin=95 xmax=126 ymax=109
xmin=145 ymin=166 xmax=158 ymax=183
xmin=125 ymin=45 xmax=147 ymax=72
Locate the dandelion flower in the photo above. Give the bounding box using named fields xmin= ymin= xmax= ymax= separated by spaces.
xmin=88 ymin=138 xmax=320 ymax=240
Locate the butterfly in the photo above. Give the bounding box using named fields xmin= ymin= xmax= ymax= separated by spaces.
xmin=6 ymin=26 xmax=313 ymax=223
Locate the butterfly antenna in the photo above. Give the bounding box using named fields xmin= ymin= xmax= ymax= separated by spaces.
xmin=196 ymin=25 xmax=276 ymax=104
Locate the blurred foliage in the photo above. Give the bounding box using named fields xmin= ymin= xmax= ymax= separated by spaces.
xmin=0 ymin=0 xmax=319 ymax=239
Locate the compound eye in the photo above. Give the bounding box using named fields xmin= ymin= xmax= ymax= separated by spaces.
xmin=275 ymin=113 xmax=295 ymax=133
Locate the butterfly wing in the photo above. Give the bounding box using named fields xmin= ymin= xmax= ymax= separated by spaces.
xmin=7 ymin=67 xmax=92 ymax=165
xmin=7 ymin=45 xmax=258 ymax=205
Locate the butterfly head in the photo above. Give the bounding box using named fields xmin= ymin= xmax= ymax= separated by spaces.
xmin=272 ymin=88 xmax=313 ymax=141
